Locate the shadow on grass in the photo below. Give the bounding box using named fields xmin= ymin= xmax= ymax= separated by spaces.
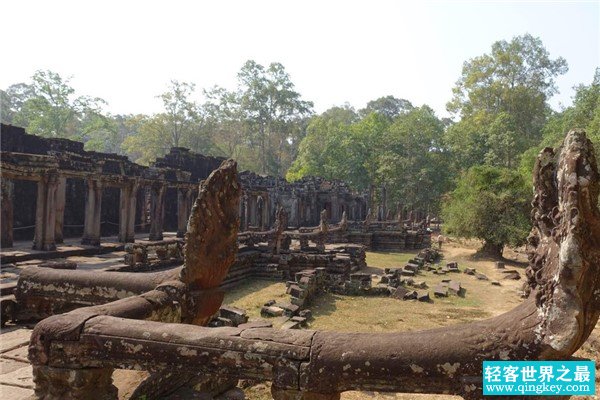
xmin=223 ymin=278 xmax=285 ymax=304
xmin=307 ymin=291 xmax=340 ymax=319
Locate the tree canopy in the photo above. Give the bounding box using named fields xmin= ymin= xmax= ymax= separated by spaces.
xmin=441 ymin=165 xmax=531 ymax=257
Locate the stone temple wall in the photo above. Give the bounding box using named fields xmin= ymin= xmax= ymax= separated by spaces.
xmin=0 ymin=124 xmax=369 ymax=249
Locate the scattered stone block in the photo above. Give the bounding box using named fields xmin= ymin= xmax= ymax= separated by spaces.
xmin=350 ymin=273 xmax=371 ymax=282
xmin=464 ymin=268 xmax=476 ymax=275
xmin=491 ymin=281 xmax=501 ymax=286
xmin=288 ymin=285 xmax=306 ymax=299
xmin=447 ymin=264 xmax=460 ymax=272
xmin=434 ymin=285 xmax=448 ymax=297
xmin=403 ymin=290 xmax=418 ymax=300
xmin=392 ymin=287 xmax=410 ymax=300
xmin=237 ymin=320 xmax=273 ymax=329
xmin=417 ymin=291 xmax=430 ymax=302
xmin=291 ymin=316 xmax=307 ymax=326
xmin=298 ymin=309 xmax=312 ymax=320
xmin=448 ymin=281 xmax=462 ymax=295
xmin=281 ymin=320 xmax=302 ymax=330
xmin=261 ymin=306 xmax=284 ymax=317
xmin=502 ymin=270 xmax=521 ymax=280
xmin=219 ymin=306 xmax=248 ymax=326
xmin=264 ymin=299 xmax=276 ymax=307
xmin=400 ymin=269 xmax=415 ymax=276
xmin=495 ymin=261 xmax=505 ymax=269
xmin=209 ymin=317 xmax=234 ymax=327
xmin=405 ymin=262 xmax=420 ymax=272
xmin=475 ymin=273 xmax=489 ymax=281
xmin=275 ymin=302 xmax=299 ymax=317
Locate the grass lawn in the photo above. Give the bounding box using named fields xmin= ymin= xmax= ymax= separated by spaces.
xmin=223 ymin=242 xmax=598 ymax=399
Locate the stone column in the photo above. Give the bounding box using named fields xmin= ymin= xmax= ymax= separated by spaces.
xmin=331 ymin=191 xmax=339 ymax=223
xmin=1 ymin=178 xmax=14 ymax=248
xmin=81 ymin=178 xmax=103 ymax=246
xmin=33 ymin=173 xmax=59 ymax=251
xmin=54 ymin=176 xmax=67 ymax=244
xmin=149 ymin=183 xmax=166 ymax=241
xmin=256 ymin=196 xmax=264 ymax=230
xmin=241 ymin=194 xmax=249 ymax=231
xmin=176 ymin=187 xmax=193 ymax=238
xmin=291 ymin=191 xmax=299 ymax=227
xmin=32 ymin=365 xmax=118 ymax=400
xmin=118 ymin=181 xmax=139 ymax=243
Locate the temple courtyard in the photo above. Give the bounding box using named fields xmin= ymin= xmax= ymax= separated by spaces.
xmin=2 ymin=239 xmax=598 ymax=399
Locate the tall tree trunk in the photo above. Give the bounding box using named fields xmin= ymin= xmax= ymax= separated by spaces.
xmin=480 ymin=241 xmax=503 ymax=258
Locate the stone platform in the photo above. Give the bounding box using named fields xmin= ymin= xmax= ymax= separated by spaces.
xmin=0 ymin=233 xmax=180 ymax=290
xmin=0 ymin=325 xmax=34 ymax=399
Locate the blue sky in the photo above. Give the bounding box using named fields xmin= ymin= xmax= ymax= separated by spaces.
xmin=1 ymin=0 xmax=598 ymax=118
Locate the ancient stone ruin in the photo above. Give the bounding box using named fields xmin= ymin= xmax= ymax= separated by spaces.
xmin=1 ymin=127 xmax=599 ymax=399
xmin=1 ymin=123 xmax=431 ymax=257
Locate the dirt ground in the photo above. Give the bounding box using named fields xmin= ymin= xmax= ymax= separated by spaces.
xmin=225 ymin=238 xmax=599 ymax=400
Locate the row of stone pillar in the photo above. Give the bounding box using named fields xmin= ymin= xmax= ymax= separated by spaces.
xmin=0 ymin=174 xmax=196 ymax=250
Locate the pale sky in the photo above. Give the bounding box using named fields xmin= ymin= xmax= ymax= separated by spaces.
xmin=1 ymin=0 xmax=598 ymax=118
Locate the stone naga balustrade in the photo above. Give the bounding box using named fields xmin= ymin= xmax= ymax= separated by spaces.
xmin=25 ymin=131 xmax=600 ymax=399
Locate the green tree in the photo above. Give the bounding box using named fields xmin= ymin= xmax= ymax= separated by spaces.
xmin=290 ymin=104 xmax=453 ymax=213
xmin=359 ymin=95 xmax=413 ymax=120
xmin=122 ymin=81 xmax=214 ymax=164
xmin=287 ymin=107 xmax=387 ymax=189
xmin=442 ymin=165 xmax=531 ymax=257
xmin=519 ymin=68 xmax=600 ymax=179
xmin=236 ymin=60 xmax=314 ymax=175
xmin=378 ymin=106 xmax=451 ymax=212
xmin=446 ymin=34 xmax=568 ymax=169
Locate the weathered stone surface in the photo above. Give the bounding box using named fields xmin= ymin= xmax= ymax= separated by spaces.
xmin=391 ymin=287 xmax=409 ymax=300
xmin=0 ymin=358 xmax=29 ymax=374
xmin=475 ymin=272 xmax=488 ymax=280
xmin=0 ymin=384 xmax=34 ymax=399
xmin=1 ymin=343 xmax=29 ymax=362
xmin=447 ymin=281 xmax=462 ymax=295
xmin=502 ymin=270 xmax=521 ymax=280
xmin=403 ymin=290 xmax=417 ymax=300
xmin=219 ymin=306 xmax=248 ymax=326
xmin=0 ymin=328 xmax=31 ymax=353
xmin=0 ymin=364 xmax=33 ymax=388
xmin=261 ymin=306 xmax=284 ymax=317
xmin=32 ymin=365 xmax=117 ymax=400
xmin=38 ymin=261 xmax=77 ymax=270
xmin=181 ymin=160 xmax=241 ymax=325
xmin=281 ymin=320 xmax=302 ymax=330
xmin=433 ymin=285 xmax=448 ymax=297
xmin=416 ymin=291 xmax=430 ymax=302
xmin=237 ymin=320 xmax=273 ymax=329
